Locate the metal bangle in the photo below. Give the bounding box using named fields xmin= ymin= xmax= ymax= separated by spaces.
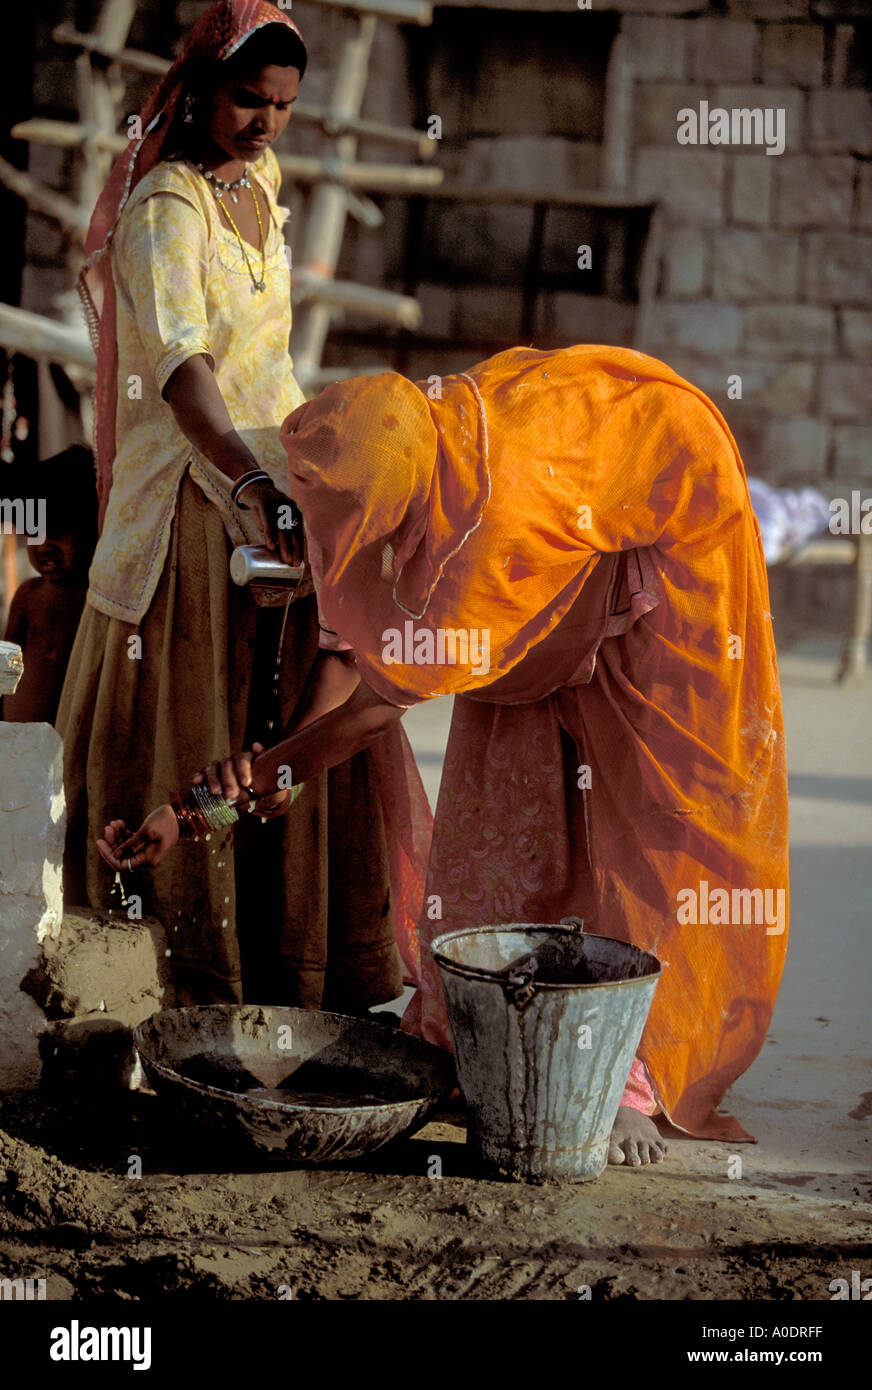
xmin=189 ymin=783 xmax=239 ymax=832
xmin=231 ymin=469 xmax=271 ymax=510
xmin=171 ymin=786 xmax=238 ymax=836
xmin=170 ymin=787 xmax=208 ymax=839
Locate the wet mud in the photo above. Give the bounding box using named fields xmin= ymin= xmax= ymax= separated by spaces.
xmin=1 ymin=1088 xmax=867 ymax=1300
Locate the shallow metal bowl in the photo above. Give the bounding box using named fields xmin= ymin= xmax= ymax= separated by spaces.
xmin=133 ymin=1004 xmax=455 ymax=1163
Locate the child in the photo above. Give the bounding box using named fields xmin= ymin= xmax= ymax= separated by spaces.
xmin=2 ymin=445 xmax=97 ymax=723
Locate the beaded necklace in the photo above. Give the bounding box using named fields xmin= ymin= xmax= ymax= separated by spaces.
xmin=214 ymin=180 xmax=268 ymax=294
xmin=195 ymin=160 xmax=250 ymax=203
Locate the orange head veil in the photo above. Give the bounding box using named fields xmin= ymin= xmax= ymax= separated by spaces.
xmin=281 ymin=345 xmax=755 ymax=706
xmin=281 ymin=349 xmax=628 ymax=705
xmin=281 ymin=367 xmax=509 ymax=702
xmin=78 ymin=0 xmax=306 ymax=528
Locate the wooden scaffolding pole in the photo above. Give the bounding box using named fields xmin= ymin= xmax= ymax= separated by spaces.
xmin=75 ymin=0 xmax=138 ymax=228
xmin=0 ymin=304 xmax=95 ymax=371
xmin=302 ymin=0 xmax=432 ymax=22
xmin=10 ymin=120 xmax=442 ymax=195
xmin=292 ymin=14 xmax=379 ymax=390
xmin=0 ymin=156 xmax=89 ymax=238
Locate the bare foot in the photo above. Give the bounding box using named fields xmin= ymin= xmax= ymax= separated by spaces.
xmin=608 ymin=1107 xmax=667 ymax=1166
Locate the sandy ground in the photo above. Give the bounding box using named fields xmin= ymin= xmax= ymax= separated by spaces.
xmin=0 ymin=629 xmax=869 ymax=1300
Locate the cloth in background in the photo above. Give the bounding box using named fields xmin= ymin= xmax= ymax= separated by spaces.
xmin=747 ymin=477 xmax=831 ymax=564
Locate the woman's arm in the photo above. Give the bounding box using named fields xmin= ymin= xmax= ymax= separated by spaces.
xmin=96 ymin=678 xmax=404 ymax=871
xmin=198 ymin=676 xmax=403 ymax=804
xmin=287 ymin=650 xmax=361 ymax=733
xmin=195 ymin=653 xmax=362 ymax=819
xmin=164 ymin=355 xmax=300 ymax=565
xmin=164 ymin=354 xmax=258 ymax=483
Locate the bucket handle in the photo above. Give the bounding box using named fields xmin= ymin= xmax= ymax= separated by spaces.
xmin=502 ymin=918 xmax=584 ymax=1009
xmin=502 ymin=970 xmax=536 ymax=1011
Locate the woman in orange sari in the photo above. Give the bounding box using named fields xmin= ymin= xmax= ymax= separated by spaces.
xmin=100 ymin=344 xmax=789 ymax=1165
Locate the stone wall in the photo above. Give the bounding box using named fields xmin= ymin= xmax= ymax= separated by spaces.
xmin=330 ymin=0 xmax=872 ymax=491
xmin=620 ymin=3 xmax=872 ymax=488
xmin=329 ymin=5 xmax=623 ymax=380
xmin=0 ymin=724 xmax=65 ymax=1089
xmin=0 ymin=713 xmax=171 ymax=1094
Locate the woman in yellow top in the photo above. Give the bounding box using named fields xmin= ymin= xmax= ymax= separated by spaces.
xmin=58 ymin=0 xmax=430 ymax=1009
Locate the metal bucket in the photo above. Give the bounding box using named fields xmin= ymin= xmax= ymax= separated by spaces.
xmin=431 ymin=921 xmax=662 ymax=1182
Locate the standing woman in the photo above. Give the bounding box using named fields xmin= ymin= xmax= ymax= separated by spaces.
xmin=59 ymin=0 xmax=430 ymax=1009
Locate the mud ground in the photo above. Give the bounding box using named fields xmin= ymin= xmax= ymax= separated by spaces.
xmin=1 ymin=1088 xmax=868 ymax=1301
xmin=0 ymin=630 xmax=869 ymax=1301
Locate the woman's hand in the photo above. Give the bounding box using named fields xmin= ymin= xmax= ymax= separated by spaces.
xmin=97 ymin=804 xmax=180 ymax=871
xmin=241 ymin=479 xmax=302 ymax=567
xmin=248 ymin=788 xmax=292 ymax=818
xmin=192 ymin=741 xmax=292 ymax=816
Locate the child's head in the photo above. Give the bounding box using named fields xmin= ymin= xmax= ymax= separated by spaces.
xmin=23 ymin=445 xmax=98 ymax=584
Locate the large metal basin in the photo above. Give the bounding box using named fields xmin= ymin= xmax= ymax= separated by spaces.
xmin=134 ymin=1004 xmax=455 ymax=1163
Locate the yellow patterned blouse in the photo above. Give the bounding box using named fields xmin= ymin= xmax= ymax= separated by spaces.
xmin=86 ymin=147 xmax=306 ymax=624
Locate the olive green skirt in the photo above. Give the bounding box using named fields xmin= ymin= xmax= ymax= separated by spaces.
xmin=56 ymin=471 xmax=403 ymax=1010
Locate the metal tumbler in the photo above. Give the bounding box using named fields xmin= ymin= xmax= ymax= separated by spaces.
xmin=229 ymin=546 xmax=306 ymax=588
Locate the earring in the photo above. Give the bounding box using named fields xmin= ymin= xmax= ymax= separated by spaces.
xmin=183 ymin=92 xmax=196 ymax=124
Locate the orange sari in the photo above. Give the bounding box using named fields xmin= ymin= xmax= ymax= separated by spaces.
xmin=282 ymin=345 xmax=789 ymax=1140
